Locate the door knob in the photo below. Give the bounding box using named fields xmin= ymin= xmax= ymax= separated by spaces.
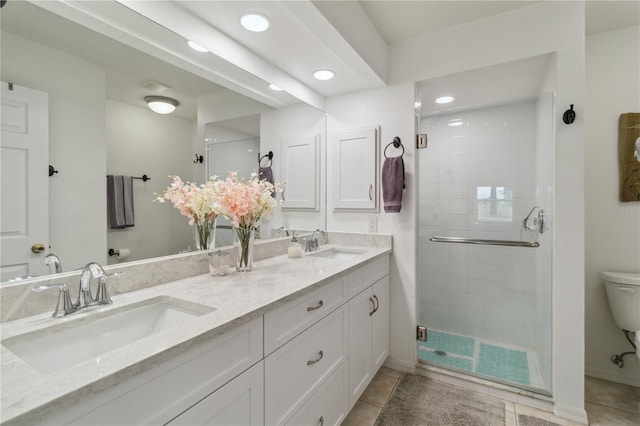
xmin=31 ymin=243 xmax=45 ymax=254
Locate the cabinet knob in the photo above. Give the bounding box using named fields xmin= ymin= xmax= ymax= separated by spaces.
xmin=307 ymin=350 xmax=324 ymax=366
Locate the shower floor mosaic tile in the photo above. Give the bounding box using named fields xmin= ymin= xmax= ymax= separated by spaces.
xmin=418 ymin=329 xmax=543 ymax=388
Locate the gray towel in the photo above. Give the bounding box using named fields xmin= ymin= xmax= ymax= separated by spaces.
xmin=107 ymin=175 xmax=135 ymax=229
xmin=382 ymin=157 xmax=405 ymax=213
xmin=259 ymin=166 xmax=275 ymax=197
xmin=122 ymin=176 xmax=135 ymax=227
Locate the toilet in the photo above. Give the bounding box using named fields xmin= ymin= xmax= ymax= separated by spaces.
xmin=602 ymin=271 xmax=640 ymax=360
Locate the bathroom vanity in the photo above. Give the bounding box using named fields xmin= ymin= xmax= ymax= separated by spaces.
xmin=0 ymin=236 xmax=391 ymax=425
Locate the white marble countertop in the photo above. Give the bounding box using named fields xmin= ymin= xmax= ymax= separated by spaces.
xmin=0 ymin=243 xmax=391 ymax=424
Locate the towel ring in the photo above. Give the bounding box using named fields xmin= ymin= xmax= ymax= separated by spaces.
xmin=259 ymin=151 xmax=273 ymax=167
xmin=384 ymin=137 xmax=404 ymax=158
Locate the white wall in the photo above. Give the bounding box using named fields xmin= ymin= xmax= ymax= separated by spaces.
xmin=1 ymin=32 xmax=106 ymax=271
xmin=585 ymin=25 xmax=640 ymax=386
xmin=326 ymin=83 xmax=417 ymax=372
xmin=334 ymin=1 xmax=586 ymax=421
xmin=106 ymin=100 xmax=196 ymax=262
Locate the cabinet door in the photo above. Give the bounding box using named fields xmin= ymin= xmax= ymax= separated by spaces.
xmin=167 ymin=362 xmax=264 ymax=426
xmin=332 ymin=126 xmax=378 ymax=211
xmin=347 ymin=288 xmax=374 ymax=408
xmin=371 ymin=276 xmax=389 ymax=371
xmin=281 ymin=134 xmax=320 ymax=210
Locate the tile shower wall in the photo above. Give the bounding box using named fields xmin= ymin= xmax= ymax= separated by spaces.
xmin=418 ymin=100 xmax=541 ymax=349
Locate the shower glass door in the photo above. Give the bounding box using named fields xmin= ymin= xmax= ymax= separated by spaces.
xmin=417 ymin=96 xmax=553 ymax=395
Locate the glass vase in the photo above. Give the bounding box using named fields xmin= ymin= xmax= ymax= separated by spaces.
xmin=196 ymin=219 xmax=216 ymax=250
xmin=233 ymin=225 xmax=254 ymax=272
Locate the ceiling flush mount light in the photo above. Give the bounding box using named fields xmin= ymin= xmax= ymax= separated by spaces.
xmin=435 ymin=96 xmax=455 ymax=104
xmin=313 ymin=69 xmax=335 ymax=81
xmin=145 ymin=96 xmax=179 ymax=114
xmin=187 ymin=40 xmax=208 ymax=52
xmin=240 ymin=13 xmax=270 ymax=32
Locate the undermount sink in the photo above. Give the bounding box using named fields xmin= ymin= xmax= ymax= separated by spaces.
xmin=2 ymin=297 xmax=214 ymax=373
xmin=308 ymin=247 xmax=366 ymax=261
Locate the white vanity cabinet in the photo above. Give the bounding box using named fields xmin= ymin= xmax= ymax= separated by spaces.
xmin=331 ymin=126 xmax=379 ymax=211
xmin=18 ymin=254 xmax=390 ymax=426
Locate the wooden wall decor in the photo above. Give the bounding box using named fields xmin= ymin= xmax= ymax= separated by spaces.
xmin=618 ymin=113 xmax=640 ymax=202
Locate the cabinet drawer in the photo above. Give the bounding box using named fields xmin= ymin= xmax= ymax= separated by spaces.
xmin=55 ymin=317 xmax=263 ymax=426
xmin=265 ymin=305 xmax=348 ymax=425
xmin=286 ymin=361 xmax=348 ymax=426
xmin=167 ymin=361 xmax=264 ymax=426
xmin=349 ymin=256 xmax=389 ymax=296
xmin=264 ymin=278 xmax=346 ymax=354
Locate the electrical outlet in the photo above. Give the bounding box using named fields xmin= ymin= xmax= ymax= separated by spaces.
xmin=368 ymin=217 xmax=377 ymax=233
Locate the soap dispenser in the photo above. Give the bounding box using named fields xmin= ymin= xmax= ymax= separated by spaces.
xmin=288 ymin=233 xmax=302 ymax=258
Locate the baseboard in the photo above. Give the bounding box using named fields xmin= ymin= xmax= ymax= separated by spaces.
xmin=554 ymin=404 xmax=589 ymax=424
xmin=383 ymin=357 xmax=416 ymax=374
xmin=585 ymin=366 xmax=640 ymax=387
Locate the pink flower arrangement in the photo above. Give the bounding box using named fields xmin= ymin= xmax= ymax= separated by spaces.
xmin=156 ymin=176 xmax=218 ymax=249
xmin=211 ymin=171 xmax=280 ymax=229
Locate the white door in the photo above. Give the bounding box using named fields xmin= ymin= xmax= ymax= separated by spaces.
xmin=1 ymin=81 xmax=49 ymax=281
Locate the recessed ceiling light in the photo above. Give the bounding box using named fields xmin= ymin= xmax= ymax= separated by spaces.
xmin=435 ymin=96 xmax=455 ymax=104
xmin=187 ymin=40 xmax=208 ymax=52
xmin=313 ymin=69 xmax=335 ymax=81
xmin=240 ymin=13 xmax=270 ymax=32
xmin=144 ymin=96 xmax=179 ymax=114
xmin=269 ymin=84 xmax=283 ymax=91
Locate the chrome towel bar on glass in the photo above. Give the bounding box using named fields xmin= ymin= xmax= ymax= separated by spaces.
xmin=429 ymin=236 xmax=539 ymax=248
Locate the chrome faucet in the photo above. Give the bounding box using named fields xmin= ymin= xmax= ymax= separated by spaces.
xmin=33 ymin=262 xmax=123 ymax=317
xmin=305 ymin=229 xmax=326 ymax=252
xmin=44 ymin=253 xmax=62 ymax=274
xmin=277 ymin=226 xmax=290 ymax=237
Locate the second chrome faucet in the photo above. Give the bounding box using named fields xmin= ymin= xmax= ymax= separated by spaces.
xmin=33 ymin=262 xmax=124 ymax=318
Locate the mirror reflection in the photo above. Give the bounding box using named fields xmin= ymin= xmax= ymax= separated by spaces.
xmin=0 ymin=0 xmax=326 ymax=284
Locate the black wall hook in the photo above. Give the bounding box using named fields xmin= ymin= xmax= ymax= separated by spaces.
xmin=563 ymin=104 xmax=576 ymax=125
xmin=193 ymin=154 xmax=204 ymax=164
xmin=49 ymin=165 xmax=59 ymax=177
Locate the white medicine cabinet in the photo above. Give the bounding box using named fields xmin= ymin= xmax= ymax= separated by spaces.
xmin=281 ymin=134 xmax=321 ymax=210
xmin=331 ymin=126 xmax=379 ymax=211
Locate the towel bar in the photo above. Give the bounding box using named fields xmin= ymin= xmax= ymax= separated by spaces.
xmin=429 ymin=236 xmax=539 ymax=248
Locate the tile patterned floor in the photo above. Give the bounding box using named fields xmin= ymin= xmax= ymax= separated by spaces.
xmin=343 ymin=369 xmax=640 ymax=426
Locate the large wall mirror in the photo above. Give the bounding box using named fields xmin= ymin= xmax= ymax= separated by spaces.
xmin=0 ymin=0 xmax=326 ymax=283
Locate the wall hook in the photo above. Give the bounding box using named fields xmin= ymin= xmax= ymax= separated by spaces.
xmin=562 ymin=104 xmax=576 ymax=125
xmin=49 ymin=165 xmax=59 ymax=177
xmin=193 ymin=154 xmax=204 ymax=164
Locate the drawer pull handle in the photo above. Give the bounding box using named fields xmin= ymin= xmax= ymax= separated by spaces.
xmin=372 ymin=294 xmax=379 ymax=314
xmin=307 ymin=350 xmax=324 ymax=366
xmin=369 ymin=297 xmax=375 ymax=316
xmin=319 ymin=416 xmax=324 ymax=426
xmin=307 ymin=300 xmax=324 ymax=312
xmin=368 ymin=184 xmax=373 ymax=201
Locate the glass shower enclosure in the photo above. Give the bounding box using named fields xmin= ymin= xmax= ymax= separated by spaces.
xmin=417 ymin=92 xmax=554 ymax=395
